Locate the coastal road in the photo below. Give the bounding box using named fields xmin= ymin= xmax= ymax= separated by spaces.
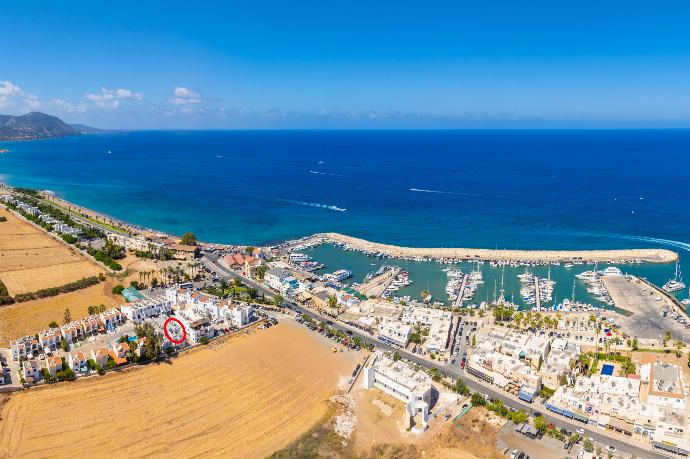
xmin=201 ymin=252 xmax=662 ymax=459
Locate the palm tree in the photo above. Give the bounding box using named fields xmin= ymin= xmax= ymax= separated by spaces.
xmin=219 ymin=278 xmax=229 ymax=297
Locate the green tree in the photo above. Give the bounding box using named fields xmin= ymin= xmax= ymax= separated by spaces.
xmin=409 ymin=333 xmax=422 ymax=344
xmin=392 ymin=352 xmax=401 ymax=362
xmin=200 ymin=336 xmax=209 ymax=345
xmin=180 ymin=232 xmax=197 ymax=246
xmin=244 ymin=246 xmax=255 ymax=255
xmin=533 ymin=415 xmax=547 ymax=432
xmin=48 ymin=321 xmax=59 ymax=328
xmin=134 ymin=322 xmax=163 ymax=361
xmin=470 ymin=393 xmax=486 ymax=406
xmin=328 ymin=294 xmax=338 ymax=309
xmin=255 ymin=265 xmax=267 ymax=280
xmin=218 ymin=278 xmax=229 ymax=296
xmin=273 ymin=294 xmax=284 ymax=307
xmin=663 ymin=330 xmax=673 ymax=346
xmin=583 ymin=438 xmax=594 ymax=453
xmin=111 ymin=284 xmax=125 ymax=295
xmin=632 ymin=336 xmax=638 ymax=351
xmin=453 ymin=378 xmax=470 ymax=396
xmin=471 ymin=334 xmax=476 ymax=347
xmin=63 ymin=308 xmax=72 ymax=324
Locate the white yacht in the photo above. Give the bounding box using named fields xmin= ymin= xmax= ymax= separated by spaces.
xmin=663 ymin=260 xmax=686 ymax=293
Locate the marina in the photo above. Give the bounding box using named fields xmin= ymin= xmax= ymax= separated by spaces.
xmin=298 ymin=242 xmax=690 ymax=313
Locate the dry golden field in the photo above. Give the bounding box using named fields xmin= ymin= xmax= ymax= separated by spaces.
xmin=0 ymin=283 xmax=119 ymax=346
xmin=0 ymin=208 xmax=102 ymax=295
xmin=0 ymin=321 xmax=357 ymax=458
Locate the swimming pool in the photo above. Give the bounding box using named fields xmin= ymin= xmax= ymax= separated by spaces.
xmin=601 ymin=364 xmax=614 ymax=376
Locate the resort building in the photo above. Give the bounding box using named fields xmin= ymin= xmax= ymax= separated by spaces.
xmin=39 ymin=329 xmax=62 ymax=350
xmin=169 ymin=243 xmax=199 ymax=260
xmin=10 ymin=339 xmax=27 ymax=360
xmin=45 ymin=355 xmax=63 ymax=376
xmin=69 ymin=351 xmax=88 ymax=373
xmin=264 ymin=267 xmax=302 ymax=294
xmin=177 ymin=310 xmax=214 ymax=344
xmin=363 ymin=351 xmax=433 ymax=432
xmin=641 ymin=363 xmax=687 ymax=411
xmin=23 ymin=359 xmax=42 ymax=384
xmin=541 ymin=338 xmax=581 ymax=389
xmin=91 ymin=348 xmax=110 ymax=369
xmin=120 ymin=296 xmax=173 ymax=323
xmin=378 ymin=321 xmax=412 ymax=347
xmin=548 ymin=363 xmax=688 ymax=448
xmin=402 ymin=306 xmax=454 ymax=354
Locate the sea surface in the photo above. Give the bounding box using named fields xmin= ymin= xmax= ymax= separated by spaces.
xmin=1 ymin=130 xmax=689 ymax=303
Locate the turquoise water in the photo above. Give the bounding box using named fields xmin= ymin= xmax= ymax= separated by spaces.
xmin=301 ymin=243 xmax=688 ymax=308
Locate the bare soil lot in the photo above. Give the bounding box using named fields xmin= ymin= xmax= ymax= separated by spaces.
xmin=0 ymin=320 xmax=357 ymax=458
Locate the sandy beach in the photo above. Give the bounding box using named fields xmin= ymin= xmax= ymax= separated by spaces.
xmin=0 ymin=320 xmax=358 ymax=458
xmin=315 ymin=232 xmax=677 ymax=263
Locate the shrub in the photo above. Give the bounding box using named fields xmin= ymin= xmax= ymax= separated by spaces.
xmin=112 ymin=284 xmax=125 ymax=295
xmin=200 ymin=336 xmax=209 ymax=345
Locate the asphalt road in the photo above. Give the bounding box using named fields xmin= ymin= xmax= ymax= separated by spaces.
xmin=201 ymin=253 xmax=664 ymax=459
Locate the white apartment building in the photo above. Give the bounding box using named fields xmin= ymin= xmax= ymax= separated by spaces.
xmin=363 ymin=352 xmax=433 ymax=431
xmin=177 ymin=309 xmax=215 ymax=344
xmin=120 ymin=297 xmax=173 ymax=323
xmin=378 ymin=321 xmax=412 ymax=347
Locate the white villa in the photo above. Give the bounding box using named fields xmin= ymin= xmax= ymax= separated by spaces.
xmin=363 ymin=351 xmax=433 ymax=432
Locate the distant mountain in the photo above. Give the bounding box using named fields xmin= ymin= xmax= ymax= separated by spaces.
xmin=69 ymin=123 xmax=108 ymax=134
xmin=0 ymin=112 xmax=103 ymax=141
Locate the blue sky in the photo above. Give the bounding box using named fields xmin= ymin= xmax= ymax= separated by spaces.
xmin=2 ymin=1 xmax=690 ymax=128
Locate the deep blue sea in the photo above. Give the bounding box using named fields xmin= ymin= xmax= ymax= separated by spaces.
xmin=2 ymin=130 xmax=690 ymax=304
xmin=2 ymin=130 xmax=689 ymax=250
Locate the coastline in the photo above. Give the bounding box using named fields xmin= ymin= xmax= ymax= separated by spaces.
xmin=305 ymin=232 xmax=678 ymax=263
xmin=1 ymin=184 xmax=679 ymax=263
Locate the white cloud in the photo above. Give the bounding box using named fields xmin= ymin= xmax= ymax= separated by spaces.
xmin=85 ymin=87 xmax=143 ymax=109
xmin=171 ymin=86 xmax=203 ymax=105
xmin=0 ymin=80 xmax=24 ymax=109
xmin=0 ymin=81 xmax=23 ymax=97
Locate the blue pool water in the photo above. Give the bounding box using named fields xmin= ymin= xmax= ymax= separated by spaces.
xmin=601 ymin=364 xmax=615 ymax=376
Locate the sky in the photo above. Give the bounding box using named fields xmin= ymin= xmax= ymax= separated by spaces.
xmin=2 ymin=1 xmax=690 ymax=129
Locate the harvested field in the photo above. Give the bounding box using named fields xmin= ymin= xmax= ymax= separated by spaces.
xmin=0 ymin=283 xmax=119 ymax=346
xmin=0 ymin=208 xmax=103 ymax=295
xmin=0 ymin=320 xmax=357 ymax=458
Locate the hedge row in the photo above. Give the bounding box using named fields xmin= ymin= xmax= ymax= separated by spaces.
xmin=14 ymin=276 xmax=101 ymax=302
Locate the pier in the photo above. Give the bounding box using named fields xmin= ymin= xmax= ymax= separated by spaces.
xmin=313 ymin=232 xmax=678 ymax=263
xmin=453 ymin=274 xmax=468 ymax=309
xmin=534 ymin=277 xmax=541 ymax=311
xmin=356 ymin=266 xmax=401 ymax=298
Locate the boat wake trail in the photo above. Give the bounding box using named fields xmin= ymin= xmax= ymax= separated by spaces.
xmin=308 ymin=170 xmax=347 ymax=177
xmin=286 ymin=200 xmax=346 ymax=212
xmin=561 ymin=230 xmax=690 ymax=253
xmin=410 ymin=187 xmax=457 ymax=194
xmin=613 ymin=235 xmax=690 ymax=253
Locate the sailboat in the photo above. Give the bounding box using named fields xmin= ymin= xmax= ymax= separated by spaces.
xmin=663 ymin=259 xmax=686 ymax=293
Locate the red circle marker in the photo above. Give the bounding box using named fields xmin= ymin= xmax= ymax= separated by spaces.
xmin=164 ymin=317 xmax=186 ymax=345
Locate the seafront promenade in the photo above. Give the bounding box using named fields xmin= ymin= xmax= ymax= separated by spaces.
xmin=313 ymin=232 xmax=678 ymax=263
